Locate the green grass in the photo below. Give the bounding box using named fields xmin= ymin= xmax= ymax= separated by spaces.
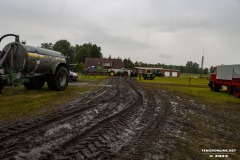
xmin=138 ymin=75 xmax=240 ymax=159
xmin=0 ymin=75 xmax=108 ymax=122
xmin=138 ymin=76 xmax=208 ymax=85
xmin=137 ymin=76 xmax=240 ymax=109
xmin=78 ymin=74 xmax=109 ymax=82
xmin=167 ymin=85 xmax=240 ymax=107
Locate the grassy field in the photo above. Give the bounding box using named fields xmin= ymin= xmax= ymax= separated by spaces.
xmin=78 ymin=74 xmax=109 ymax=82
xmin=0 ymin=75 xmax=108 ymax=123
xmin=1 ymin=74 xmax=239 ymax=122
xmin=137 ymin=76 xmax=240 ymax=109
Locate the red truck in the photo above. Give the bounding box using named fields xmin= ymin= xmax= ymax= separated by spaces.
xmin=208 ymin=65 xmax=240 ymax=98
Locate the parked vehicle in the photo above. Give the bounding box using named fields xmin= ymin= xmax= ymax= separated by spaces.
xmin=68 ymin=64 xmax=78 ymax=81
xmin=0 ymin=34 xmax=69 ymax=93
xmin=208 ymin=64 xmax=240 ymax=97
xmin=152 ymin=70 xmax=165 ymax=77
xmin=108 ymin=68 xmax=129 ymax=76
xmin=143 ymin=70 xmax=155 ymax=80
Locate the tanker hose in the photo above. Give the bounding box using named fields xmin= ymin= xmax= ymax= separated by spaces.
xmin=0 ymin=34 xmax=19 ymax=43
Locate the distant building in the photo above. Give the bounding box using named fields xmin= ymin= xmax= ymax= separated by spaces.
xmin=134 ymin=67 xmax=180 ymax=77
xmin=84 ymin=57 xmax=125 ymax=72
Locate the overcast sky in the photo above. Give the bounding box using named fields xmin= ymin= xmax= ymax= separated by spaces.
xmin=1 ymin=0 xmax=240 ymax=68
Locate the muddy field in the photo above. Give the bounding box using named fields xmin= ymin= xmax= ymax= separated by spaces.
xmin=0 ymin=77 xmax=239 ymax=160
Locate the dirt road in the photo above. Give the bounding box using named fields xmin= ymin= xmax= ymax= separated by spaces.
xmin=0 ymin=77 xmax=239 ymax=159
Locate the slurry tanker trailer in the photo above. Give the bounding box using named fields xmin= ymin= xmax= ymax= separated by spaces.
xmin=0 ymin=34 xmax=69 ymax=93
xmin=208 ymin=64 xmax=240 ymax=98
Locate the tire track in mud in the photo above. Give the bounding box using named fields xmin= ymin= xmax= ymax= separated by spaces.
xmin=0 ymin=79 xmax=117 ymax=137
xmin=11 ymin=78 xmax=142 ymax=159
xmin=113 ymin=88 xmax=171 ymax=160
xmin=1 ymin=78 xmax=240 ymax=160
xmin=47 ymin=81 xmax=172 ymax=160
xmin=48 ymin=78 xmax=143 ymax=160
xmin=0 ymin=78 xmax=121 ymax=159
xmin=0 ymin=78 xmax=142 ymax=159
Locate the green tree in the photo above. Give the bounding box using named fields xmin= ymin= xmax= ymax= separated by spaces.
xmin=185 ymin=61 xmax=200 ymax=74
xmin=203 ymin=68 xmax=209 ymax=75
xmin=74 ymin=43 xmax=102 ymax=63
xmin=90 ymin=44 xmax=102 ymax=58
xmin=123 ymin=58 xmax=134 ymax=68
xmin=134 ymin=61 xmax=139 ymax=67
xmin=76 ymin=62 xmax=85 ymax=73
xmin=179 ymin=66 xmax=185 ymax=73
xmin=74 ymin=44 xmax=90 ymax=63
xmin=52 ymin=40 xmax=75 ymax=64
xmin=40 ymin=43 xmax=53 ymax=50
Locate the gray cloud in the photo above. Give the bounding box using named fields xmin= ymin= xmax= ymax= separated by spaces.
xmin=159 ymin=53 xmax=173 ymax=59
xmin=1 ymin=0 xmax=240 ymax=67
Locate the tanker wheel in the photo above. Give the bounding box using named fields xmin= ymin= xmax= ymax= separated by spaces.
xmin=23 ymin=77 xmax=45 ymax=90
xmin=233 ymin=87 xmax=240 ymax=98
xmin=47 ymin=66 xmax=69 ymax=91
xmin=56 ymin=67 xmax=68 ymax=91
xmin=47 ymin=75 xmax=56 ymax=90
xmin=110 ymin=71 xmax=115 ymax=76
xmin=23 ymin=78 xmax=35 ymax=90
xmin=33 ymin=77 xmax=45 ymax=90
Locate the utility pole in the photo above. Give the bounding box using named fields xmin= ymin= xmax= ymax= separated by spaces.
xmin=200 ymin=48 xmax=204 ymax=77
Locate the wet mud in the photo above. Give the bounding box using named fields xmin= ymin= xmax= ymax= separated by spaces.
xmin=0 ymin=77 xmax=239 ymax=159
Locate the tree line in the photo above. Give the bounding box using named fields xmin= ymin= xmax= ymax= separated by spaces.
xmin=40 ymin=40 xmax=103 ymax=73
xmin=123 ymin=58 xmax=209 ymax=75
xmin=40 ymin=40 xmax=209 ymax=75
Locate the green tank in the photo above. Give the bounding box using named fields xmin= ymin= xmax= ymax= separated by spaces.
xmin=96 ymin=66 xmax=104 ymax=72
xmin=0 ymin=34 xmax=69 ymax=93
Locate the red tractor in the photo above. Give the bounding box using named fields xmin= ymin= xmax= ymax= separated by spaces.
xmin=209 ymin=65 xmax=240 ymax=98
